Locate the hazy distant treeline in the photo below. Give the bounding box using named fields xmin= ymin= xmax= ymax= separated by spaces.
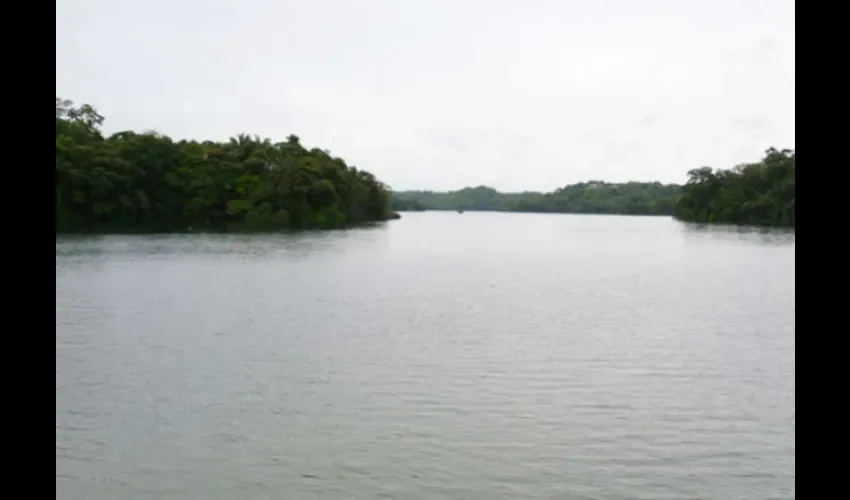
xmin=392 ymin=148 xmax=795 ymax=228
xmin=392 ymin=182 xmax=682 ymax=216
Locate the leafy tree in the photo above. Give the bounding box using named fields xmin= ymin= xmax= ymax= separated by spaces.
xmin=674 ymin=148 xmax=795 ymax=227
xmin=56 ymin=97 xmax=396 ymax=233
xmin=392 ymin=148 xmax=795 ymax=229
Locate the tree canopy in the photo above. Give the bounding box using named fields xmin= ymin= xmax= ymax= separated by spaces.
xmin=56 ymin=98 xmax=794 ymax=232
xmin=392 ymin=182 xmax=683 ymax=215
xmin=392 ymin=149 xmax=795 ymax=228
xmin=673 ymin=148 xmax=795 ymax=227
xmin=56 ymin=97 xmax=395 ymax=233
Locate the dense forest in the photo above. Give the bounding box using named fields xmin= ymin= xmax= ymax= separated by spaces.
xmin=392 ymin=149 xmax=795 ymax=228
xmin=389 ymin=197 xmax=428 ymax=212
xmin=674 ymin=148 xmax=795 ymax=227
xmin=56 ymin=97 xmax=396 ymax=233
xmin=56 ymin=97 xmax=793 ymax=232
xmin=392 ymin=182 xmax=683 ymax=215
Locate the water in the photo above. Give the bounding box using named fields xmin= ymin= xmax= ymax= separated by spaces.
xmin=56 ymin=212 xmax=795 ymax=500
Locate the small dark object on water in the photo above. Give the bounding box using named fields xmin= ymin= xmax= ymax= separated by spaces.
xmin=457 ymin=209 xmax=464 ymax=214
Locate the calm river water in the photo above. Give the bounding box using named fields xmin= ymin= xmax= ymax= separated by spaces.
xmin=56 ymin=212 xmax=795 ymax=500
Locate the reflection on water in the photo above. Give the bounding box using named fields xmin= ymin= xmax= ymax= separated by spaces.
xmin=678 ymin=221 xmax=795 ymax=245
xmin=56 ymin=213 xmax=794 ymax=500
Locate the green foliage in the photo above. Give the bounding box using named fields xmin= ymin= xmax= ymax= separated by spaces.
xmin=393 ymin=182 xmax=682 ymax=215
xmin=55 ymin=98 xmax=393 ymax=233
xmin=674 ymin=148 xmax=795 ymax=227
xmin=389 ymin=197 xmax=427 ymax=211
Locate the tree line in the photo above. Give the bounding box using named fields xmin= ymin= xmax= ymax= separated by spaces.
xmin=56 ymin=97 xmax=396 ymax=233
xmin=392 ymin=182 xmax=683 ymax=216
xmin=391 ymin=149 xmax=795 ymax=228
xmin=673 ymin=148 xmax=795 ymax=227
xmin=56 ymin=96 xmax=794 ymax=232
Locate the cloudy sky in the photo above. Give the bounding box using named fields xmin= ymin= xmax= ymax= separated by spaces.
xmin=56 ymin=0 xmax=794 ymax=191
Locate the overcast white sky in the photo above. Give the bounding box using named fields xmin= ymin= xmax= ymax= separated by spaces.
xmin=56 ymin=0 xmax=794 ymax=191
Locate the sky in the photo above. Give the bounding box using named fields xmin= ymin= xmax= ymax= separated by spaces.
xmin=56 ymin=0 xmax=795 ymax=192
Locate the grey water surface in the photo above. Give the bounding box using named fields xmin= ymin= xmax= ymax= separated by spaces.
xmin=56 ymin=212 xmax=795 ymax=500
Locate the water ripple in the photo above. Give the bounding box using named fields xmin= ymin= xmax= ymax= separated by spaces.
xmin=56 ymin=213 xmax=794 ymax=500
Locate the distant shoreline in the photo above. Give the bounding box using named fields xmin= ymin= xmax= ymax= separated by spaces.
xmin=390 ymin=148 xmax=794 ymax=228
xmin=393 ymin=207 xmax=674 ymax=217
xmin=390 ymin=182 xmax=682 ymax=217
xmin=56 ymin=96 xmax=794 ymax=233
